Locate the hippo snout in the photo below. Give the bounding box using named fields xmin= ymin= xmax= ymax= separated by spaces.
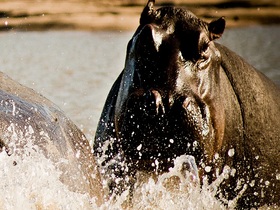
xmin=129 ymin=89 xmax=200 ymax=118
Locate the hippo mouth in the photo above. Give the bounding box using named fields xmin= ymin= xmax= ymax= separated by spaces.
xmin=119 ymin=88 xmax=213 ymax=170
xmin=150 ymin=89 xmax=212 ymax=139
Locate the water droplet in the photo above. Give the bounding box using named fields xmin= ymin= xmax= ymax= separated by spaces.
xmin=155 ymin=159 xmax=159 ymax=166
xmin=205 ymin=166 xmax=211 ymax=173
xmin=230 ymin=168 xmax=236 ymax=177
xmin=249 ymin=180 xmax=255 ymax=187
xmin=223 ymin=165 xmax=231 ymax=174
xmin=131 ymin=131 xmax=135 ymax=137
xmin=228 ymin=148 xmax=235 ymax=157
xmin=75 ymin=150 xmax=80 ymax=159
xmin=137 ymin=144 xmax=142 ymax=151
xmin=214 ymin=153 xmax=220 ymax=160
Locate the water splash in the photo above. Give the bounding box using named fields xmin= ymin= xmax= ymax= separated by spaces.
xmin=0 ymin=143 xmax=98 ymax=210
xmin=0 ymin=123 xmax=250 ymax=210
xmin=0 ymin=144 xmax=239 ymax=210
xmin=103 ymin=155 xmax=242 ymax=210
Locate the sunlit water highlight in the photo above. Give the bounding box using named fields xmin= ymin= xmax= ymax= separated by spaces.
xmin=0 ymin=25 xmax=279 ymax=209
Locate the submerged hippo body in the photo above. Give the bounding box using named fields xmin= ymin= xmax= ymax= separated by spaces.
xmin=0 ymin=72 xmax=103 ymax=205
xmin=94 ymin=0 xmax=280 ymax=208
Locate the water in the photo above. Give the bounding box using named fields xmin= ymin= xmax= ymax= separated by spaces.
xmin=0 ymin=31 xmax=131 ymax=142
xmin=0 ymin=25 xmax=279 ymax=209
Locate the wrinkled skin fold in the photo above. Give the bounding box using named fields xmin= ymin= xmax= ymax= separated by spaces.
xmin=94 ymin=0 xmax=280 ymax=208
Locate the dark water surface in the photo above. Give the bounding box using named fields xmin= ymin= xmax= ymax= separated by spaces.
xmin=0 ymin=25 xmax=279 ymax=140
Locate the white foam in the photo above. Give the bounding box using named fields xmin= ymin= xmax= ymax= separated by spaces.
xmin=125 ymin=155 xmax=229 ymax=210
xmin=0 ymin=144 xmax=97 ymax=210
xmin=1 ymin=143 xmax=238 ymax=210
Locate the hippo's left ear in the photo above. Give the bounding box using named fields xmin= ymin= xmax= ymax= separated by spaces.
xmin=208 ymin=17 xmax=226 ymax=40
xmin=140 ymin=0 xmax=156 ymax=25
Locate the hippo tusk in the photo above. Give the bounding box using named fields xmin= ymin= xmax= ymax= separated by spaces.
xmin=151 ymin=89 xmax=165 ymax=114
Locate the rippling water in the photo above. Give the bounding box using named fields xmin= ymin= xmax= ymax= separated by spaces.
xmin=0 ymin=25 xmax=279 ymax=209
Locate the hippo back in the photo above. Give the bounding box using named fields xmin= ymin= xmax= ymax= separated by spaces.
xmin=0 ymin=72 xmax=103 ymax=205
xmin=217 ymin=43 xmax=280 ymax=206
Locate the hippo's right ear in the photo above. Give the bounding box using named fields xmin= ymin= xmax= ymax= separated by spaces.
xmin=140 ymin=0 xmax=156 ymax=25
xmin=208 ymin=17 xmax=226 ymax=40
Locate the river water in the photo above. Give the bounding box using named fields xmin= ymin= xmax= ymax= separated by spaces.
xmin=0 ymin=25 xmax=279 ymax=209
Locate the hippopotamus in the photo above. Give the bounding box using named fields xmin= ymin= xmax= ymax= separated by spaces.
xmin=94 ymin=0 xmax=280 ymax=208
xmin=0 ymin=72 xmax=104 ymax=206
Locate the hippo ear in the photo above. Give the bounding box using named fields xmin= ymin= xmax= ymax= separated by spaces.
xmin=140 ymin=0 xmax=156 ymax=25
xmin=208 ymin=17 xmax=226 ymax=40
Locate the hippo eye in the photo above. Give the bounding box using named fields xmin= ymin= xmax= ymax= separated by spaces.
xmin=201 ymin=42 xmax=209 ymax=53
xmin=196 ymin=42 xmax=211 ymax=69
xmin=200 ymin=42 xmax=210 ymax=60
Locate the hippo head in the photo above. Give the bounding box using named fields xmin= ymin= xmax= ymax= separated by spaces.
xmin=116 ymin=0 xmax=226 ymax=169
